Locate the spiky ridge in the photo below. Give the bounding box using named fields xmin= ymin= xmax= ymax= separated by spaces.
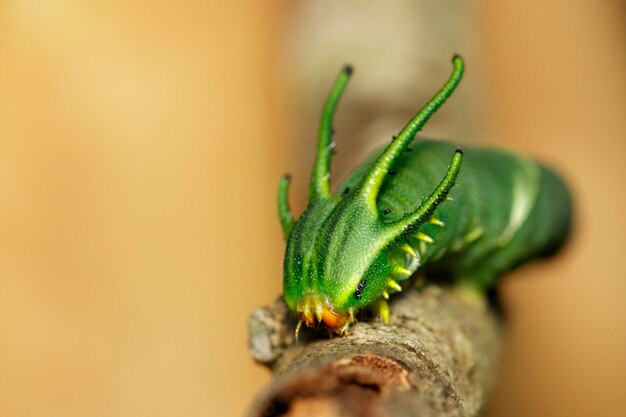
xmin=278 ymin=56 xmax=465 ymax=333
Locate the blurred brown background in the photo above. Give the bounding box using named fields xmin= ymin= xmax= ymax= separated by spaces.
xmin=0 ymin=1 xmax=624 ymax=417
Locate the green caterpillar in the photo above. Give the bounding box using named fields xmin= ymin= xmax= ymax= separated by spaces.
xmin=277 ymin=56 xmax=572 ymax=335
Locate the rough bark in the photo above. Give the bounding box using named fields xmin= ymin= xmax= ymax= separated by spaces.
xmin=247 ymin=286 xmax=502 ymax=417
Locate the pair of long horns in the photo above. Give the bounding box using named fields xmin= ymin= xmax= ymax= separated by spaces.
xmin=278 ymin=55 xmax=465 ymax=240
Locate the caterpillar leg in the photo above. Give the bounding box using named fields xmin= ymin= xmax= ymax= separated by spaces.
xmin=373 ymin=299 xmax=390 ymax=324
xmin=454 ymin=279 xmax=488 ymax=309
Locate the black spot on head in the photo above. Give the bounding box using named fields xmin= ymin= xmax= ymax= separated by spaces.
xmin=383 ymin=208 xmax=392 ymax=215
xmin=355 ymin=279 xmax=366 ymax=299
xmin=342 ymin=187 xmax=350 ymax=197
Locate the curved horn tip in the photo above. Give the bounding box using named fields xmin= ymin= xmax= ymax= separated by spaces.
xmin=342 ymin=64 xmax=353 ymax=75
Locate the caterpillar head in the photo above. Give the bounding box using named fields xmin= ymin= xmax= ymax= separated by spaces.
xmin=277 ymin=56 xmax=465 ymax=335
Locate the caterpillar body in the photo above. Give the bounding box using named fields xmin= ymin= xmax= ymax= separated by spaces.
xmin=277 ymin=56 xmax=572 ymax=335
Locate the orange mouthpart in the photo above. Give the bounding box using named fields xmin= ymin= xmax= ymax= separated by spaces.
xmin=297 ymin=294 xmax=352 ymax=332
xmin=321 ymin=307 xmax=347 ymax=329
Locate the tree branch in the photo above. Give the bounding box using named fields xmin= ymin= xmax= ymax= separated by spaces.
xmin=247 ymin=286 xmax=502 ymax=417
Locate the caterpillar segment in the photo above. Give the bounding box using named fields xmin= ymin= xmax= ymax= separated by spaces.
xmin=374 ymin=299 xmax=390 ymax=324
xmin=278 ymin=55 xmax=572 ymax=336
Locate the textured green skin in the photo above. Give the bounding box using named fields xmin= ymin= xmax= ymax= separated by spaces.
xmin=282 ymin=139 xmax=572 ymax=315
xmin=340 ymin=140 xmax=572 ymax=287
xmin=278 ymin=57 xmax=572 ymax=324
